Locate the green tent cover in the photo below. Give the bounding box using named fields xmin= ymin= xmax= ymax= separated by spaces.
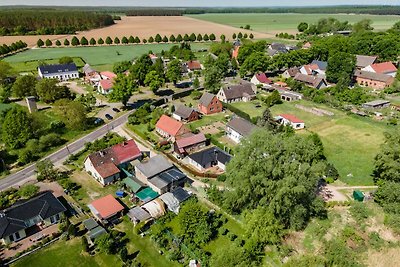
xmin=123 ymin=177 xmax=142 ymax=193
xmin=353 ymin=190 xmax=364 ymax=202
xmin=136 ymin=187 xmax=159 ymax=202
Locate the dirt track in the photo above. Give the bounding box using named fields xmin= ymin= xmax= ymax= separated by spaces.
xmin=0 ymin=16 xmax=274 ymax=47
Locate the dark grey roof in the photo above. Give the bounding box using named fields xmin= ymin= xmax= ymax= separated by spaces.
xmin=171 ymin=187 xmax=191 ymax=203
xmin=226 ymin=117 xmax=256 ymax=137
xmin=135 ymin=155 xmax=173 ymax=179
xmin=38 ymin=63 xmax=78 ymax=75
xmin=83 ymin=218 xmax=99 ymax=231
xmin=188 ymin=146 xmax=232 ymax=166
xmin=127 ymin=207 xmax=152 ymax=222
xmin=270 ymin=43 xmax=287 ymax=51
xmin=223 ymin=83 xmax=255 ymax=100
xmin=149 ymin=168 xmax=186 ymax=190
xmin=363 ymin=99 xmax=390 ymax=107
xmin=198 ymin=92 xmax=216 ymax=107
xmin=0 ymin=192 xmax=66 ymax=238
xmin=311 ymin=60 xmax=328 ymax=71
xmin=88 ymin=225 xmax=107 ymax=240
xmin=174 ymin=105 xmax=196 ymax=119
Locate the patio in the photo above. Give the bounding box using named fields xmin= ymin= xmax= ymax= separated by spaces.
xmin=1 ymin=224 xmax=60 ymax=260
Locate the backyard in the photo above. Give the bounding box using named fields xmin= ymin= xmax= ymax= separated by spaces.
xmin=188 ymin=13 xmax=400 ymax=34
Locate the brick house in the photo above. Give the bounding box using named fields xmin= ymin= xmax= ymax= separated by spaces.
xmin=155 ymin=115 xmax=191 ymax=141
xmin=354 ymin=70 xmax=394 ymax=90
xmin=197 ymin=92 xmax=223 ymax=115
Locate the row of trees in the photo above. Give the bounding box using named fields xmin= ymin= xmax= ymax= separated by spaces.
xmin=0 ymin=10 xmax=114 ymax=36
xmin=0 ymin=40 xmax=27 ymax=56
xmin=37 ymin=32 xmax=254 ymax=48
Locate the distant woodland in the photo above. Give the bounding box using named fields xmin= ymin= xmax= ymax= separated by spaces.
xmin=0 ymin=10 xmax=114 ymax=36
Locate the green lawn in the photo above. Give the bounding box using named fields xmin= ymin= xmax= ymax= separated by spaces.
xmin=5 ymin=43 xmax=211 ymax=71
xmin=188 ymin=13 xmax=400 ymax=33
xmin=0 ymin=103 xmax=13 ymax=112
xmin=189 ymin=112 xmax=228 ymax=130
xmin=11 ymin=238 xmax=121 ymax=267
xmin=230 ymin=100 xmax=267 ymax=119
xmin=8 ymin=57 xmax=85 ymax=73
xmin=269 ymin=101 xmax=395 ymax=185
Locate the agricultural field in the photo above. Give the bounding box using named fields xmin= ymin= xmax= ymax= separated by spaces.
xmin=4 ymin=43 xmax=209 ymax=72
xmin=188 ymin=13 xmax=400 ymax=34
xmin=0 ymin=16 xmax=271 ymax=47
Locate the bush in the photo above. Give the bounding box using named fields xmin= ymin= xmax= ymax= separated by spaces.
xmin=349 ymin=202 xmax=371 ymax=222
xmin=218 ymin=227 xmax=228 ymax=236
xmin=216 ymin=174 xmax=226 ymax=182
xmin=228 ymin=232 xmax=237 ymax=241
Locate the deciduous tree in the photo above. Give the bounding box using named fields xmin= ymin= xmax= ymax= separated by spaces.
xmin=2 ymin=107 xmax=33 ymax=149
xmin=144 ymin=70 xmax=165 ymax=93
xmin=12 ymin=75 xmax=37 ymax=98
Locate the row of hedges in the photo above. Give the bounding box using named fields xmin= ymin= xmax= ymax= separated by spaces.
xmin=222 ymin=102 xmax=252 ymax=121
xmin=0 ymin=40 xmax=27 ymax=56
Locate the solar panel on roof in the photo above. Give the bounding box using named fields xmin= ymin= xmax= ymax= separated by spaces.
xmin=172 ymin=187 xmax=191 ymax=203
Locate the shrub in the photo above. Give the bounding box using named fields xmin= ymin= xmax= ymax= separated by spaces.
xmin=228 ymin=232 xmax=237 ymax=241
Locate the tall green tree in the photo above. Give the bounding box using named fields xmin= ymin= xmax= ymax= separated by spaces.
xmin=105 ymin=36 xmax=113 ymax=45
xmin=121 ymin=36 xmax=129 ymax=44
xmin=114 ymin=37 xmax=120 ymax=44
xmin=97 ymin=38 xmax=104 ymax=45
xmin=55 ymin=40 xmax=61 ymax=46
xmin=109 ymin=74 xmax=137 ymax=106
xmin=131 ymin=54 xmax=153 ymax=85
xmin=144 ymin=70 xmax=165 ymax=93
xmin=169 ymin=34 xmax=176 ymax=42
xmin=0 ymin=62 xmax=14 ymax=85
xmin=54 ymin=99 xmax=87 ymax=130
xmin=80 ymin=37 xmax=88 ymax=45
xmin=373 ymin=132 xmax=400 ymax=183
xmin=240 ymin=52 xmax=270 ymax=76
xmin=155 ymin=34 xmax=162 ymax=43
xmin=326 ymin=52 xmax=356 ymax=84
xmin=63 ymin=39 xmax=70 ymax=46
xmin=59 ymin=56 xmax=73 ymax=64
xmin=297 ymin=22 xmax=309 ymax=32
xmin=89 ymin=38 xmax=96 ymax=45
xmin=176 ymin=34 xmax=183 ymax=42
xmin=166 ymin=59 xmax=182 ymax=84
xmin=204 ymin=66 xmax=223 ymax=93
xmin=36 ymin=79 xmax=73 ymax=103
xmin=71 ymin=36 xmax=79 ymax=46
xmin=12 ymin=75 xmax=37 ymax=98
xmin=128 ymin=36 xmax=135 ymax=43
xmin=37 ymin=39 xmax=44 ymax=47
xmin=2 ymin=107 xmax=33 ymax=149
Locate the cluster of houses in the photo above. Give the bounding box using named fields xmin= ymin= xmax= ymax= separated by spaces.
xmin=354 ymin=56 xmax=397 ymax=90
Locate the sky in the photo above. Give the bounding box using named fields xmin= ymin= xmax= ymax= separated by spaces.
xmin=0 ymin=0 xmax=399 ymax=7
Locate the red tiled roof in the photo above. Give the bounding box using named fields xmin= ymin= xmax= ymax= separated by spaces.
xmin=280 ymin=114 xmax=304 ymax=123
xmin=100 ymin=71 xmax=117 ymax=80
xmin=302 ymin=64 xmax=319 ymax=75
xmin=96 ymin=162 xmax=120 ymax=179
xmin=255 ymin=73 xmax=272 ymax=84
xmin=112 ymin=140 xmax=142 ymax=164
xmin=187 ymin=61 xmax=202 ymax=70
xmin=370 ymin=62 xmax=397 ymax=74
xmin=90 ymin=194 xmax=124 ymax=219
xmin=232 ymin=46 xmax=240 ymax=59
xmin=275 ymin=81 xmax=287 ymax=87
xmin=156 ymin=115 xmax=185 ymax=136
xmin=99 ymin=79 xmax=113 ymax=91
xmin=175 ymin=133 xmax=206 ymax=149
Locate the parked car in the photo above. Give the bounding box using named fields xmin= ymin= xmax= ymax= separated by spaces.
xmin=94 ymin=118 xmax=104 ymax=125
xmin=112 ymin=107 xmax=120 ymax=113
xmin=105 ymin=114 xmax=113 ymax=120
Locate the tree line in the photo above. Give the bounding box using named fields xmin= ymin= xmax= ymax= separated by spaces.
xmin=0 ymin=10 xmax=114 ymax=36
xmin=126 ymin=9 xmax=183 ymax=16
xmin=36 ymin=32 xmax=253 ymax=48
xmin=0 ymin=40 xmax=27 ymax=56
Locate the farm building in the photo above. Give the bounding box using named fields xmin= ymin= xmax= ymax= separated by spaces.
xmin=197 ymin=92 xmax=223 ymax=115
xmin=84 ymin=140 xmax=142 ymax=186
xmin=186 ymin=146 xmax=232 ymax=172
xmin=267 ymin=43 xmax=289 ymax=56
xmin=276 ymin=114 xmax=305 ymax=130
xmin=362 ymin=100 xmax=391 ymax=109
xmin=174 ymin=133 xmax=207 ymax=158
xmin=155 ymin=115 xmax=191 ymax=141
xmin=172 ymin=105 xmax=199 ymax=122
xmin=362 ymin=62 xmax=397 ymax=77
xmin=356 ymin=55 xmax=377 ymax=69
xmin=88 ymin=194 xmax=124 ymax=223
xmin=277 ymin=88 xmax=304 ymax=102
xmin=183 ymin=60 xmax=203 ymax=73
xmin=217 ymin=83 xmax=256 ymax=103
xmin=294 ymin=73 xmax=327 ymax=89
xmin=38 ymin=63 xmax=79 ymax=81
xmin=226 ymin=117 xmax=257 ymax=144
xmin=0 ymin=192 xmax=66 ymax=245
xmin=83 ymin=64 xmax=101 ymax=85
xmin=354 ymin=70 xmax=394 ymax=90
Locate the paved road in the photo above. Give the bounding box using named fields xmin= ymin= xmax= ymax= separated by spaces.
xmin=0 ymin=110 xmax=134 ymax=191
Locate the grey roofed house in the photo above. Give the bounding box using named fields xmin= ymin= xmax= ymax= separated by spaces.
xmin=83 ymin=218 xmax=99 ymax=231
xmin=38 ymin=63 xmax=78 ymax=75
xmin=135 ymin=155 xmax=174 ymax=179
xmin=188 ymin=146 xmax=232 ymax=168
xmin=354 ymin=70 xmax=394 ymax=83
xmin=149 ymin=168 xmax=186 ymax=190
xmin=198 ymin=92 xmax=216 ymax=107
xmin=222 ymin=83 xmax=256 ymax=100
xmin=226 ymin=117 xmax=256 ymax=137
xmin=268 ymin=43 xmax=288 ymax=56
xmin=294 ymin=73 xmax=327 ymax=89
xmin=311 ymin=60 xmax=328 ymax=71
xmin=362 ymin=99 xmax=391 ymax=109
xmin=356 ymin=55 xmax=377 ymax=68
xmin=127 ymin=206 xmax=152 ymax=223
xmin=171 ymin=187 xmax=191 ymax=203
xmin=0 ymin=191 xmax=66 ymax=240
xmin=174 ymin=105 xmax=196 ymax=120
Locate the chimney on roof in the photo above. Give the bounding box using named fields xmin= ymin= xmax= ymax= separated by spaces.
xmin=99 ymin=151 xmax=105 ymax=157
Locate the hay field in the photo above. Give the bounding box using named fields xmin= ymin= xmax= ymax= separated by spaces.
xmin=0 ymin=16 xmax=272 ymax=47
xmin=189 ymin=13 xmax=400 ymax=34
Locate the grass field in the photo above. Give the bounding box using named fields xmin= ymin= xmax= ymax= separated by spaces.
xmin=4 ymin=43 xmax=210 ymax=71
xmin=269 ymin=101 xmax=394 ymax=185
xmin=0 ymin=103 xmax=13 ymax=112
xmin=188 ymin=13 xmax=400 ymax=34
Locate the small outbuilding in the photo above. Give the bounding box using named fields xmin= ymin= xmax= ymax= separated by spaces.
xmin=362 ymin=100 xmax=391 ymax=109
xmin=127 ymin=207 xmax=152 ymax=225
xmin=353 ymin=190 xmax=364 ymax=202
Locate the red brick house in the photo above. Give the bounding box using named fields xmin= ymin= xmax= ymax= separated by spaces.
xmin=354 ymin=70 xmax=394 ymax=90
xmin=155 ymin=115 xmax=191 ymax=141
xmin=198 ymin=92 xmax=223 ymax=115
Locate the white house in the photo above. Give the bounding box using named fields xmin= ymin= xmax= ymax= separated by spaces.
xmin=217 ymin=83 xmax=256 ymax=103
xmin=97 ymin=79 xmax=114 ymax=95
xmin=38 ymin=63 xmax=79 ymax=81
xmin=226 ymin=117 xmax=256 ymax=144
xmin=276 ymin=114 xmax=305 ymax=130
xmin=186 ymin=147 xmax=232 ymax=172
xmin=250 ymin=73 xmax=272 ymax=87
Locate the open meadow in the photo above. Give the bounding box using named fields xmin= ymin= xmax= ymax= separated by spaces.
xmin=0 ymin=16 xmax=272 ymax=47
xmin=4 ymin=43 xmax=210 ymax=72
xmin=188 ymin=13 xmax=400 ymax=34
